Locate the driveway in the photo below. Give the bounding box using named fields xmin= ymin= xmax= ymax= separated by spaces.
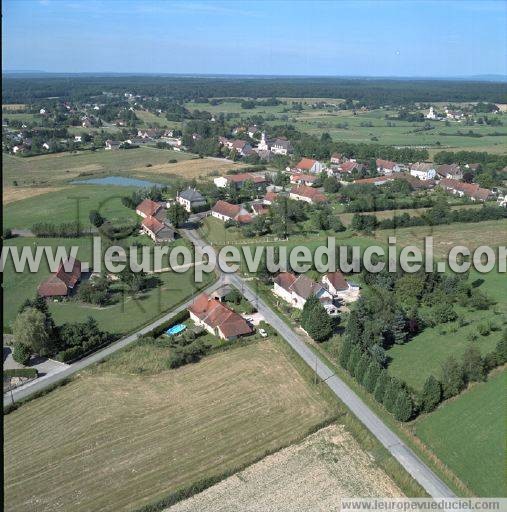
xmin=242 ymin=312 xmax=265 ymax=326
xmin=3 ymin=346 xmax=69 ymax=377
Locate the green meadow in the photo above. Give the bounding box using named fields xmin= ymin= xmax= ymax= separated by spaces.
xmin=2 ymin=236 xmax=213 ymax=334
xmin=2 ymin=146 xmax=193 ymax=188
xmin=414 ymin=369 xmax=506 ymax=497
xmin=3 ymin=185 xmax=140 ymax=229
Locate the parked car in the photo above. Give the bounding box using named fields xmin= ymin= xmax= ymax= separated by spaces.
xmin=258 ymin=328 xmax=268 ymax=338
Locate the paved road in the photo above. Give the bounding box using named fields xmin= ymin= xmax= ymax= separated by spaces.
xmin=182 ymin=227 xmax=456 ymax=498
xmin=3 ymin=280 xmax=222 ymax=407
xmin=5 ymin=224 xmax=455 ymax=498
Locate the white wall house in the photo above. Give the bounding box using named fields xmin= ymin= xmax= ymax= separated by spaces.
xmin=321 ymin=272 xmax=360 ymax=302
xmin=273 ymin=273 xmax=333 ymax=310
xmin=176 ymin=188 xmax=207 ymax=212
xmin=410 ymin=163 xmax=436 ymax=181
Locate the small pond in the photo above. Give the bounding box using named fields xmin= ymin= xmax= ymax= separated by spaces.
xmin=71 ymin=175 xmax=165 ymax=188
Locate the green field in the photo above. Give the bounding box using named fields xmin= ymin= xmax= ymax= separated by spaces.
xmin=4 ymin=339 xmax=336 ymax=512
xmin=3 ymin=184 xmax=140 ymax=229
xmin=2 ymin=146 xmax=194 ymax=188
xmin=290 ymin=108 xmax=507 ymax=152
xmin=414 ymin=369 xmax=506 ymax=497
xmin=2 ymin=236 xmax=212 ymax=333
xmin=184 ymin=100 xmax=507 ymax=154
xmin=388 ymin=268 xmax=507 ymax=390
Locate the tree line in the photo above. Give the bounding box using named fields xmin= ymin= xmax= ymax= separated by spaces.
xmin=4 ymin=76 xmax=506 ymax=105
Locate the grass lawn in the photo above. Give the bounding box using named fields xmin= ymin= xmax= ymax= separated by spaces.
xmin=388 ymin=269 xmax=506 ymax=390
xmin=2 ymin=236 xmax=212 ymax=333
xmin=414 ymin=369 xmax=507 ymax=497
xmin=3 ymin=184 xmax=139 ymax=229
xmin=4 ymin=338 xmax=337 ymax=512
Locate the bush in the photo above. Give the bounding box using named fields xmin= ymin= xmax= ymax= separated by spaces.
xmin=432 ymin=303 xmax=457 ymax=324
xmin=55 ymin=346 xmax=84 ymax=363
xmin=393 ymin=389 xmax=414 ymax=422
xmin=440 ymin=356 xmax=465 ymax=399
xmin=167 ymin=340 xmax=209 ymax=369
xmin=462 ymin=345 xmax=486 ymax=383
xmin=495 ymin=331 xmax=507 ymax=364
xmin=4 ymin=368 xmax=38 ymax=379
xmin=12 ymin=343 xmax=31 ymax=365
xmin=373 ymin=370 xmax=389 ymax=403
xmin=420 ymin=375 xmax=442 ymax=413
xmin=476 ymin=321 xmax=492 ymax=336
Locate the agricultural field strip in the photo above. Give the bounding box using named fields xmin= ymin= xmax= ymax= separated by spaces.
xmin=182 ymin=227 xmax=455 ymax=498
xmin=3 ymin=279 xmax=222 ymax=407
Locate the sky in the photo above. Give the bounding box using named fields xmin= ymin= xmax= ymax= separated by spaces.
xmin=2 ymin=0 xmax=507 ymax=77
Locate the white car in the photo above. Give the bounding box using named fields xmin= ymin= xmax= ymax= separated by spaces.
xmin=258 ymin=328 xmax=268 ymax=338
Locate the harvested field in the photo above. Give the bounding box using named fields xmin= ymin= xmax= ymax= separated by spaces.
xmin=2 ymin=186 xmax=69 ymax=204
xmin=132 ymin=157 xmax=246 ymax=179
xmin=168 ymin=424 xmax=403 ymax=512
xmin=4 ymin=340 xmax=336 ymax=512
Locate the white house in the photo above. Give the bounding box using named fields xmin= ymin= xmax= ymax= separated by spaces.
xmin=213 ymin=173 xmax=266 ymax=190
xmin=188 ymin=293 xmax=253 ymax=340
xmin=273 ymin=272 xmax=333 ymax=310
xmin=271 ymin=137 xmax=292 ymax=155
xmin=321 ymin=272 xmax=360 ymax=302
xmin=376 ymin=159 xmax=402 ymax=175
xmin=211 ymin=200 xmax=252 ymax=224
xmin=176 ymin=188 xmax=207 ymax=212
xmin=289 ymin=185 xmax=327 ymax=204
xmin=436 ymin=164 xmax=463 ymax=181
xmin=105 ymin=139 xmax=121 ymax=150
xmin=410 ymin=163 xmax=437 ymax=181
xmin=247 ymin=125 xmax=259 ymax=138
xmin=295 ymin=158 xmax=326 ymax=174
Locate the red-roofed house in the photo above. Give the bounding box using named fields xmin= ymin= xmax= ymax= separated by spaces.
xmin=289 ymin=185 xmax=327 ymax=204
xmin=136 ymin=199 xmax=163 ymax=219
xmin=353 ymin=176 xmax=395 ymax=186
xmin=439 ymin=179 xmax=492 ymax=202
xmin=376 ymin=159 xmax=403 ymax=175
xmin=273 ymin=272 xmax=333 ymax=310
xmin=263 ymin=191 xmax=278 ymax=205
xmin=338 ymin=161 xmax=364 ymax=174
xmin=188 ymin=293 xmax=253 ymax=340
xmin=251 ymin=202 xmax=269 ymax=216
xmin=295 ymin=158 xmax=325 ymax=174
xmin=330 ymin=153 xmax=343 ymax=165
xmin=321 ymin=272 xmax=360 ymax=301
xmin=141 ymin=216 xmax=176 ymax=242
xmin=211 ymin=200 xmax=252 ymax=223
xmin=213 ymin=173 xmax=267 ymax=190
xmin=38 ymin=258 xmax=82 ymax=298
xmin=290 ymin=173 xmax=318 ymax=186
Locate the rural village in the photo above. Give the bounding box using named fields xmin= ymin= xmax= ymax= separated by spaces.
xmin=2 ymin=3 xmax=507 ymax=510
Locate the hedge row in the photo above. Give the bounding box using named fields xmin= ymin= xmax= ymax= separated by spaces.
xmin=4 ymin=368 xmax=38 ymax=379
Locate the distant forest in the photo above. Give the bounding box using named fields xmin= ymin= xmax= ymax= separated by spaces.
xmin=2 ymin=76 xmax=507 ymax=105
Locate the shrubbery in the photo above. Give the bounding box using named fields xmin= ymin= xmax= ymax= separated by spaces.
xmin=12 ymin=342 xmax=31 ymax=365
xmin=336 ymin=268 xmax=501 ymax=421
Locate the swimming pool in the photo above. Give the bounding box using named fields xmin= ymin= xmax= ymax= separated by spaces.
xmin=165 ymin=324 xmax=187 ymax=336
